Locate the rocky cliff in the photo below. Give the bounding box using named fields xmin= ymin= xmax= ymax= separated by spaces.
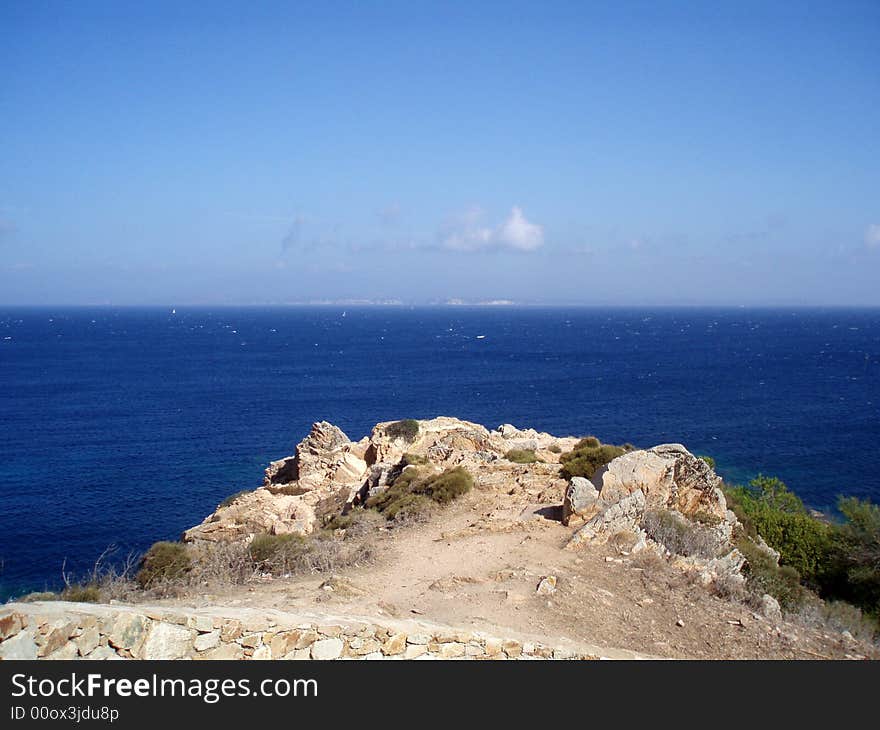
xmin=6 ymin=416 xmax=839 ymax=661
xmin=182 ymin=416 xmax=746 ymax=593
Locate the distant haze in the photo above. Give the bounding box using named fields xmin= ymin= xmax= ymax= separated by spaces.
xmin=1 ymin=2 xmax=878 ymax=306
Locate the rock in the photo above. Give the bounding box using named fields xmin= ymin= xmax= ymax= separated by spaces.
xmin=198 ymin=643 xmax=244 ymax=660
xmin=188 ymin=615 xmax=215 ymax=633
xmin=562 ymin=477 xmax=600 ymax=526
xmin=592 ymin=444 xmax=726 ymax=521
xmin=0 ymin=612 xmax=25 ymax=640
xmin=676 ymin=619 xmax=685 ymax=628
xmin=45 ymin=641 xmax=79 ymax=660
xmin=141 ymin=623 xmax=194 ymax=660
xmin=0 ymin=630 xmax=38 ymax=659
xmin=240 ymin=633 xmax=262 ymax=648
xmin=220 ymin=620 xmax=243 ymax=642
xmin=107 ymin=613 xmax=150 ymax=654
xmin=485 ymin=638 xmax=503 ymax=657
xmin=311 ymin=637 xmax=344 ymax=660
xmin=269 ymin=631 xmax=299 ymax=657
xmin=37 ymin=621 xmax=77 ymax=657
xmin=265 ymin=421 xmax=359 ymax=489
xmin=73 ymin=625 xmax=101 ymax=656
xmin=193 ymin=631 xmax=221 ymax=652
xmin=440 ymin=642 xmax=465 ymax=658
xmin=405 ymin=644 xmax=428 ymax=659
xmin=86 ymin=645 xmax=121 ymax=660
xmin=251 ymin=645 xmax=272 ymax=660
xmin=567 ymin=490 xmax=647 ymax=549
xmin=183 ymin=488 xmax=318 ymax=543
xmin=701 ymin=549 xmax=747 ymax=591
xmin=381 ymin=633 xmax=407 ymax=655
xmin=536 ymin=576 xmax=557 ymax=595
xmin=631 ymin=531 xmax=648 ymax=553
xmin=502 ymin=640 xmax=523 ymax=657
xmin=760 ymin=594 xmax=783 ymax=622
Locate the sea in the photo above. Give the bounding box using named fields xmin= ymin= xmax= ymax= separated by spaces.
xmin=1 ymin=306 xmax=878 ymax=600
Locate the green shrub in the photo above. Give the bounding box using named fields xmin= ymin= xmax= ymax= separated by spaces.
xmin=548 ymin=444 xmax=562 ymax=454
xmin=420 ymin=467 xmax=473 ymax=503
xmin=825 ymin=497 xmax=880 ymax=616
xmin=366 ymin=466 xmax=473 ymax=520
xmin=136 ymin=541 xmax=191 ymax=588
xmin=559 ymin=438 xmax=626 ymax=480
xmin=724 ymin=477 xmax=880 ymax=618
xmin=248 ymin=533 xmax=310 ymax=564
xmin=218 ymin=489 xmax=252 ymax=509
xmin=402 ymin=452 xmax=428 ymax=466
xmin=323 ymin=507 xmax=385 ymax=534
xmin=725 ymin=476 xmax=831 ymax=584
xmin=386 ymin=419 xmax=420 ymax=442
xmin=19 ymin=591 xmax=61 ymax=603
xmin=61 ymin=584 xmax=101 ymax=603
xmin=698 ymin=455 xmax=716 ymax=469
xmin=365 ymin=468 xmax=427 ymax=516
xmin=504 ymin=449 xmax=538 ymax=464
xmin=737 ymin=536 xmax=805 ymax=610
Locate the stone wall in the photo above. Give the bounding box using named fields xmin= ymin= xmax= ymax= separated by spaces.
xmin=0 ymin=602 xmax=602 ymax=661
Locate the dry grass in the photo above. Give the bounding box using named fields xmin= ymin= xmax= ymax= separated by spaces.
xmin=642 ymin=509 xmax=718 ymax=559
xmin=790 ymin=597 xmax=878 ymax=645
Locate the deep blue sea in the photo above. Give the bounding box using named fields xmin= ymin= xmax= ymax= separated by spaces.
xmin=1 ymin=306 xmax=879 ymax=600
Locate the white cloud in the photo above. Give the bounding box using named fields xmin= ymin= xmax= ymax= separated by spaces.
xmin=441 ymin=206 xmax=544 ymax=252
xmin=496 ymin=207 xmax=544 ymax=251
xmin=865 ymin=224 xmax=880 ymax=250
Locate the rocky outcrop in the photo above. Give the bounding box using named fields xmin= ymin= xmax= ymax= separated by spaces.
xmin=184 ymin=417 xmax=577 ymax=545
xmin=566 ymin=445 xmax=728 ymax=550
xmin=264 ymin=421 xmax=366 ymax=491
xmin=591 ymin=444 xmax=727 ymax=521
xmin=182 ymin=414 xmax=740 ymax=604
xmin=562 ymin=477 xmax=600 ymax=526
xmin=185 ymin=422 xmax=367 ymax=544
xmin=566 ymin=490 xmax=647 ymax=549
xmin=183 ymin=489 xmax=318 ymax=543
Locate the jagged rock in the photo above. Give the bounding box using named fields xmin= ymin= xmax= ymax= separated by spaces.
xmin=355 ymin=461 xmax=398 ymax=504
xmin=493 ymin=423 xmax=576 ymax=454
xmin=183 ymin=488 xmax=317 ymax=543
xmin=760 ymin=594 xmax=783 ymax=622
xmin=567 ymin=490 xmax=647 ymax=549
xmin=37 ymin=621 xmax=77 ymax=657
xmin=193 ymin=630 xmax=221 ymax=652
xmin=106 ymin=613 xmax=150 ymax=654
xmin=591 ymin=444 xmax=727 ymax=521
xmin=695 ymin=549 xmax=747 ymax=589
xmin=0 ymin=612 xmax=25 ymax=640
xmin=0 ymin=630 xmax=38 ymax=659
xmin=562 ymin=477 xmax=600 ymax=526
xmin=265 ymin=421 xmax=365 ymax=491
xmin=141 ymin=622 xmax=194 ymax=660
xmin=311 ymin=637 xmax=344 ymax=660
xmin=45 ymin=641 xmax=79 ymax=660
xmin=536 ymin=576 xmax=557 ymax=595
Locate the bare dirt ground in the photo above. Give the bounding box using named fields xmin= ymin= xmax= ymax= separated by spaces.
xmin=145 ymin=486 xmax=877 ymax=660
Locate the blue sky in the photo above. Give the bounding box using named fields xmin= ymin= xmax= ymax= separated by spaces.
xmin=1 ymin=1 xmax=878 ymax=305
